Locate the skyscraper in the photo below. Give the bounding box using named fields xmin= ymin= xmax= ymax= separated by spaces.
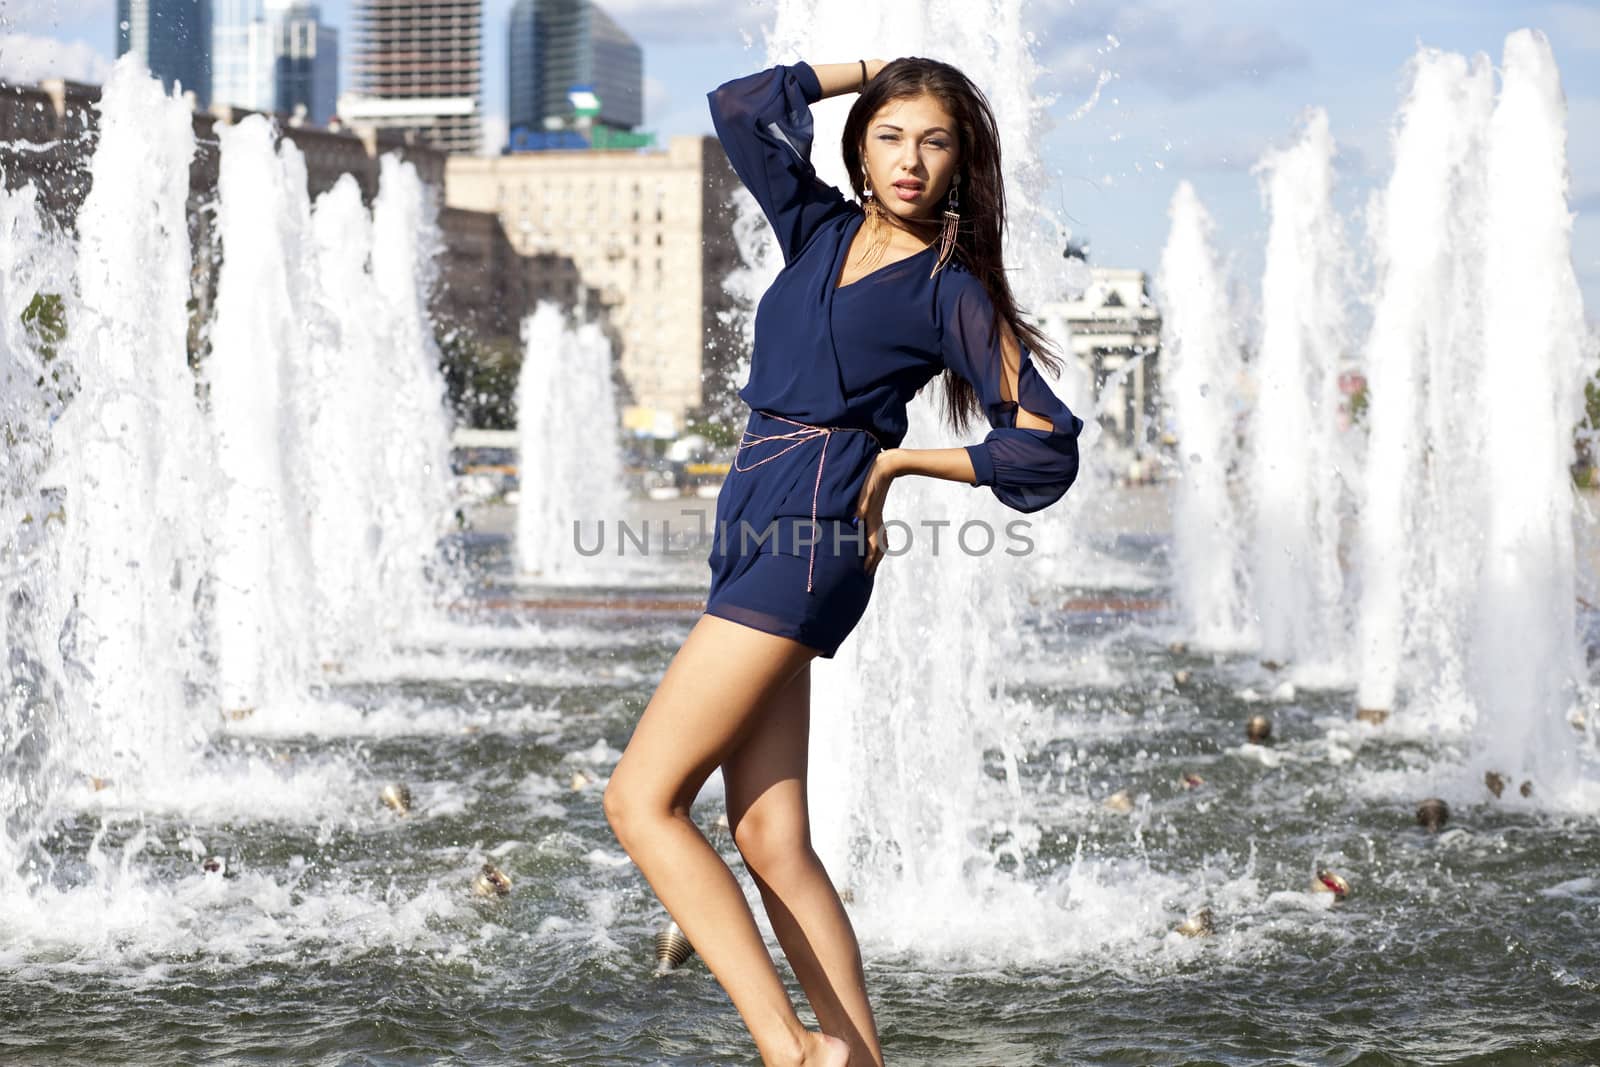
xmin=212 ymin=0 xmax=272 ymax=111
xmin=341 ymin=0 xmax=483 ymax=155
xmin=273 ymin=2 xmax=339 ymax=124
xmin=116 ymin=0 xmax=211 ymax=106
xmin=508 ymin=0 xmax=642 ymax=142
xmin=213 ymin=0 xmax=337 ymax=124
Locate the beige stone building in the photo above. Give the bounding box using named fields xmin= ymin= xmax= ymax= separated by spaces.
xmin=444 ymin=134 xmax=740 ymax=437
xmin=1042 ymin=266 xmax=1163 ymax=449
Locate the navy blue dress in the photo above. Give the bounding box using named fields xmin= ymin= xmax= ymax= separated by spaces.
xmin=702 ymin=61 xmax=1085 ymax=657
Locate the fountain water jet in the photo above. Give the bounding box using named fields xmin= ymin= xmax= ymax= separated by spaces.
xmin=515 ymin=300 xmax=629 ymax=583
xmin=1472 ymin=29 xmax=1592 ymax=780
xmin=368 ymin=156 xmax=456 ymax=618
xmin=1157 ymin=181 xmax=1253 ymax=651
xmin=299 ymin=170 xmax=457 ymax=666
xmin=44 ymin=56 xmax=214 ymax=776
xmin=3 ymin=64 xmax=462 ymax=867
xmin=1249 ymin=108 xmax=1351 ymax=681
xmin=1346 ymin=32 xmax=1593 ymax=793
xmin=303 ymin=175 xmax=392 ymax=665
xmin=1352 ymin=49 xmax=1494 ymax=720
xmin=207 ymin=115 xmax=317 ymax=712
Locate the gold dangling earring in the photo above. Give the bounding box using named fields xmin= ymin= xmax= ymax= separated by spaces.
xmin=861 ymin=167 xmax=881 ymax=221
xmin=930 ymin=171 xmax=960 ymax=277
xmin=860 ymin=165 xmax=890 ymax=263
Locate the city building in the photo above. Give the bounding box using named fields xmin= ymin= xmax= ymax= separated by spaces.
xmin=213 ymin=0 xmax=338 ymax=125
xmin=436 ymin=208 xmax=605 ymax=428
xmin=272 ymin=2 xmax=339 ymax=123
xmin=212 ymin=0 xmax=273 ymax=112
xmin=116 ymin=0 xmax=211 ymax=106
xmin=445 ymin=134 xmax=741 ymax=437
xmin=1043 ymin=266 xmax=1163 ymax=448
xmin=340 ymin=0 xmax=483 ymax=155
xmin=508 ymin=0 xmax=642 ymax=148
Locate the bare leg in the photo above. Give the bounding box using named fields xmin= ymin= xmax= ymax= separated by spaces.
xmin=722 ymin=665 xmax=886 ymax=1067
xmin=603 ymin=614 xmax=848 ymax=1067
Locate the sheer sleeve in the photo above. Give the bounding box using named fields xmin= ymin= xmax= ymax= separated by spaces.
xmin=938 ymin=275 xmax=1085 ymax=512
xmin=706 ymin=61 xmax=851 ymax=265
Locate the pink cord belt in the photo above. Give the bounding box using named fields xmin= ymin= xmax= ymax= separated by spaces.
xmin=732 ymin=410 xmax=884 ymax=594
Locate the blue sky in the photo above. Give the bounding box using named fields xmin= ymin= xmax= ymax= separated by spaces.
xmin=5 ymin=0 xmax=1597 ymax=319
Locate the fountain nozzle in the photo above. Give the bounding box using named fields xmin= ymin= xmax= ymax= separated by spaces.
xmin=1312 ymin=868 xmax=1350 ymax=901
xmin=1174 ymin=908 xmax=1215 ymax=937
xmin=380 ymin=782 xmax=412 ymax=815
xmin=1417 ymin=797 xmax=1449 ymax=832
xmin=473 ymin=862 xmax=513 ymax=898
xmin=655 ymin=919 xmax=694 ymax=972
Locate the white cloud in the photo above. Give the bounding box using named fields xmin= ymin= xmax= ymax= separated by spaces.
xmin=0 ymin=32 xmax=113 ymax=85
xmin=1039 ymin=1 xmax=1310 ymax=98
xmin=598 ymin=0 xmax=765 ymax=44
xmin=5 ymin=0 xmax=112 ymax=34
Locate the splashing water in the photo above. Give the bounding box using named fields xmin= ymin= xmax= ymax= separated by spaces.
xmin=0 ymin=174 xmax=73 ymax=889
xmin=2 ymin=20 xmax=1599 ymax=1066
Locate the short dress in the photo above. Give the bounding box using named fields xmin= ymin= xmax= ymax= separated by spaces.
xmin=701 ymin=61 xmax=1086 ymax=658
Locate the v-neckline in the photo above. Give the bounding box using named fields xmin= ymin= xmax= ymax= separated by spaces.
xmin=832 ymin=210 xmax=936 ymax=293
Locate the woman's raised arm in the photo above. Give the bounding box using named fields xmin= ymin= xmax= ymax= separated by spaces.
xmin=705 ymin=59 xmax=887 ymax=265
xmin=806 ymin=59 xmax=888 ymax=100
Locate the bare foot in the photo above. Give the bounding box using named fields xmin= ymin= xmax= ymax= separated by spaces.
xmin=800 ymin=1032 xmax=850 ymax=1067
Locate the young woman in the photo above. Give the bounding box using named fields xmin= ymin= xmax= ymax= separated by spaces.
xmin=604 ymin=57 xmax=1084 ymax=1067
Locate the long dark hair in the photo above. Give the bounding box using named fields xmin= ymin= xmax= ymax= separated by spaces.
xmin=839 ymin=57 xmax=1067 ymax=436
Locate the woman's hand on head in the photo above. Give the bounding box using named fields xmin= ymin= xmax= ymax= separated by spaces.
xmin=852 ymin=449 xmax=900 ymax=576
xmin=866 ymin=59 xmax=889 ymax=82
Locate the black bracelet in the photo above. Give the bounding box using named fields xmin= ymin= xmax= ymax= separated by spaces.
xmin=859 ymin=59 xmax=867 ymax=89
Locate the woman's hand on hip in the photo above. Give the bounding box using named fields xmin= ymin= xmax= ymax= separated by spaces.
xmin=853 ymin=449 xmax=900 ymax=576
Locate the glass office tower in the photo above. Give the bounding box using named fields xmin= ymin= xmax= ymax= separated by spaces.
xmin=116 ymin=0 xmax=212 ymax=106
xmin=508 ymin=0 xmax=642 ymax=141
